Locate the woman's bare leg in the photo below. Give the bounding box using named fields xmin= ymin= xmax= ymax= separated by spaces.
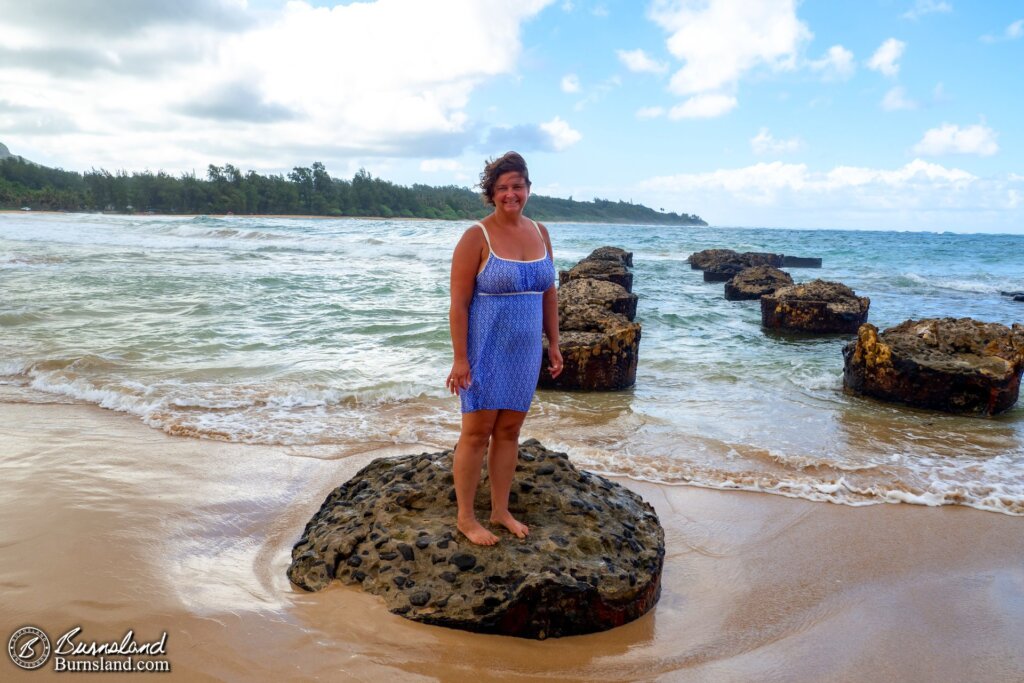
xmin=453 ymin=409 xmax=499 ymax=545
xmin=488 ymin=409 xmax=529 ymax=538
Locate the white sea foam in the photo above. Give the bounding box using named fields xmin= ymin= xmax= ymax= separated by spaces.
xmin=787 ymin=369 xmax=842 ymax=393
xmin=0 ymin=358 xmax=31 ymax=375
xmin=8 ymin=357 xmax=451 ymax=444
xmin=900 ymin=271 xmax=1003 ymax=294
xmin=549 ymin=438 xmax=1024 ymax=516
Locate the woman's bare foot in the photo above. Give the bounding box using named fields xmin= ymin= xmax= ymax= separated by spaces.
xmin=457 ymin=518 xmax=499 ymax=546
xmin=490 ymin=511 xmax=529 ymax=539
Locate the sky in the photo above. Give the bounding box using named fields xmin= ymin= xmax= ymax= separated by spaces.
xmin=1 ymin=0 xmax=1022 ymax=232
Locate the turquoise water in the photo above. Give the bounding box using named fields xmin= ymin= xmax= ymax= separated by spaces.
xmin=2 ymin=212 xmax=1022 ymax=514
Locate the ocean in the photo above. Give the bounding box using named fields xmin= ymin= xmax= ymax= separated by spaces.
xmin=2 ymin=212 xmax=1022 ymax=515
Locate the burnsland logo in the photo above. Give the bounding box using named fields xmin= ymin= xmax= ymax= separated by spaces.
xmin=8 ymin=625 xmax=171 ymax=673
xmin=8 ymin=626 xmax=51 ymax=670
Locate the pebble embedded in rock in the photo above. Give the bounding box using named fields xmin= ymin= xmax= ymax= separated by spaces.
xmin=450 ymin=553 xmax=477 ymax=571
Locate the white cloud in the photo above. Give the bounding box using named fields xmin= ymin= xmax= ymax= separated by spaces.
xmin=420 ymin=159 xmax=464 ymax=172
xmin=809 ymin=45 xmax=855 ymax=81
xmin=561 ymin=73 xmax=581 ymax=93
xmin=636 ymin=106 xmax=666 ymax=120
xmin=668 ymin=94 xmax=738 ymax=119
xmin=485 ymin=116 xmax=582 ymax=153
xmin=642 ymin=161 xmax=810 ymax=205
xmin=881 ymin=86 xmax=917 ymax=111
xmin=867 ymin=38 xmax=906 ymax=77
xmin=539 ymin=116 xmax=583 ymax=151
xmin=616 ymin=48 xmax=668 ymax=74
xmin=981 ymin=18 xmax=1023 ymax=42
xmin=902 ymin=1 xmax=952 ymax=20
xmin=572 ymin=75 xmax=621 ymax=111
xmin=649 ymin=0 xmax=811 ymax=97
xmin=0 ymin=0 xmax=555 ymax=171
xmin=641 ymin=160 xmax=978 ymax=198
xmin=634 ymin=160 xmax=1024 ymax=231
xmin=750 ymin=128 xmax=802 ymax=155
xmin=913 ymin=123 xmax=999 ymax=156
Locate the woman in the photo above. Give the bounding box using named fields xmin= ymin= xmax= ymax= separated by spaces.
xmin=446 ymin=152 xmax=563 ymax=546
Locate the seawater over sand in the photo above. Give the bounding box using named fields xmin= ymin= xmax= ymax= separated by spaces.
xmin=1 ymin=212 xmax=1023 ymax=514
xmin=3 ymin=401 xmax=1023 ymax=681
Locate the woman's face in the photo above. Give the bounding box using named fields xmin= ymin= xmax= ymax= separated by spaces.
xmin=492 ymin=171 xmax=529 ymax=212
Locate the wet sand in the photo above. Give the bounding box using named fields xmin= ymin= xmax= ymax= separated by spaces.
xmin=1 ymin=400 xmax=1022 ymax=682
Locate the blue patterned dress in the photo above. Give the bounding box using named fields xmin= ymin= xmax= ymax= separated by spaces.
xmin=460 ymin=221 xmax=556 ymax=414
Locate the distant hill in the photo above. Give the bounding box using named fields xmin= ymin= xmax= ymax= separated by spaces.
xmin=0 ymin=141 xmax=37 ymax=165
xmin=0 ymin=155 xmax=707 ymax=225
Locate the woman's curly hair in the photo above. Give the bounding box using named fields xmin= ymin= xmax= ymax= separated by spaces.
xmin=479 ymin=151 xmax=531 ymax=206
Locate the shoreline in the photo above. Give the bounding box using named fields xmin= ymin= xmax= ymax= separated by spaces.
xmin=0 ymin=209 xmax=705 ymax=227
xmin=2 ymin=400 xmax=1022 ymax=681
xmin=0 ymin=209 xmax=436 ymax=222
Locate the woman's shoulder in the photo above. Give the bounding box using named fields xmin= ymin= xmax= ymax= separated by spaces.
xmin=459 ymin=221 xmax=487 ymax=240
xmin=454 ymin=222 xmax=488 ymax=256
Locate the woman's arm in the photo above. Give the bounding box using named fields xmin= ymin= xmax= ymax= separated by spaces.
xmin=447 ymin=227 xmax=484 ymax=394
xmin=538 ymin=223 xmax=563 ymax=378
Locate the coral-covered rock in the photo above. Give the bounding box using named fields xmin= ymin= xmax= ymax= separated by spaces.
xmin=761 ymin=279 xmax=870 ymax=333
xmin=703 ymin=261 xmax=747 ymax=282
xmin=689 ymin=249 xmax=784 ymax=272
xmin=287 ymin=441 xmax=665 ymax=639
xmin=540 ymin=318 xmax=641 ymax=391
xmin=724 ymin=266 xmax=794 ymax=301
xmin=781 ymin=256 xmax=823 ymax=268
xmin=559 ymin=277 xmax=638 ymax=321
xmin=547 ymin=246 xmax=641 ymax=390
xmin=559 ymin=260 xmax=633 ymax=292
xmin=842 ymin=318 xmax=1024 ymax=415
xmin=690 ymin=249 xmax=821 ymax=270
xmin=740 ymin=252 xmax=786 ymax=268
xmin=688 ymin=248 xmax=739 ymax=270
xmin=585 ymin=246 xmax=633 ymax=268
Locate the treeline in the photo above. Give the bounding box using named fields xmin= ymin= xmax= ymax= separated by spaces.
xmin=0 ymin=157 xmax=706 ymax=225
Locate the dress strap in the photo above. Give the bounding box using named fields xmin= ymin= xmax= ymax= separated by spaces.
xmin=531 ymin=219 xmax=548 ymax=258
xmin=473 ymin=221 xmax=493 ymax=251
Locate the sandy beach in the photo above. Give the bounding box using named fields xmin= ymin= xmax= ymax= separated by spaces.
xmin=1 ymin=399 xmax=1021 ymax=682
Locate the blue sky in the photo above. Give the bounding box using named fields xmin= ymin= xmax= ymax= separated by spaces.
xmin=1 ymin=0 xmax=1021 ymax=231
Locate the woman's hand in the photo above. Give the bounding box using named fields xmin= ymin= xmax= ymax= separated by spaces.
xmin=447 ymin=359 xmax=472 ymax=395
xmin=547 ymin=344 xmax=564 ymax=379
